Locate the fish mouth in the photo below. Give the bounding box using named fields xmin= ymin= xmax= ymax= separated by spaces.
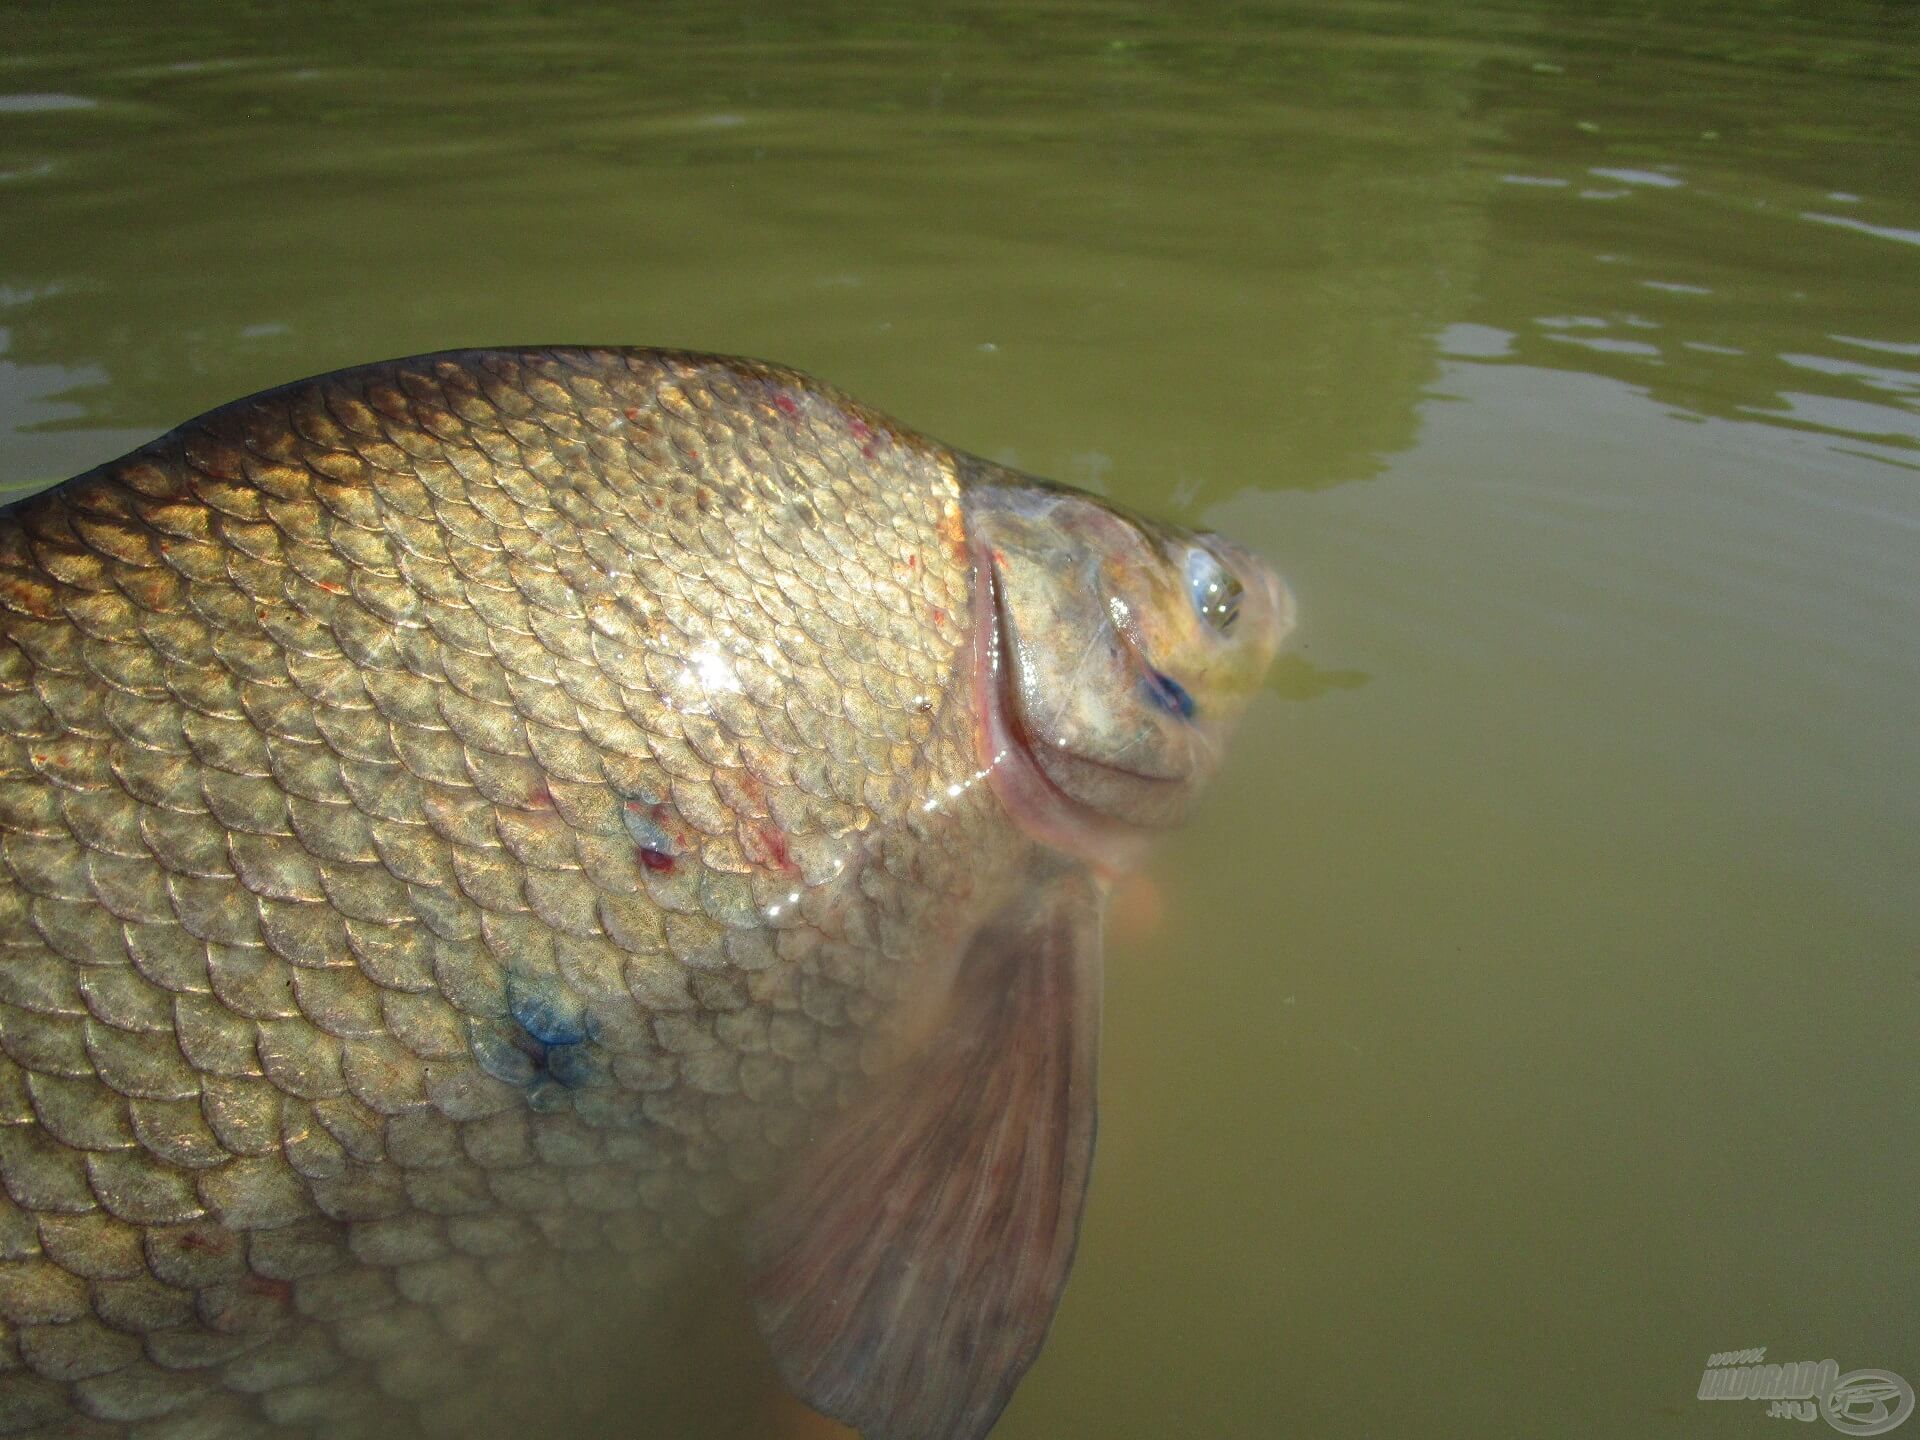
xmin=969 ymin=538 xmax=1156 ymax=875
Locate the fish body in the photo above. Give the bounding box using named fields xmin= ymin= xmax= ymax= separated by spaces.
xmin=0 ymin=349 xmax=1287 ymax=1439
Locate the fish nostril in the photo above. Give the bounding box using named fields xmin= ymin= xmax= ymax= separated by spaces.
xmin=1143 ymin=668 xmax=1196 ymax=720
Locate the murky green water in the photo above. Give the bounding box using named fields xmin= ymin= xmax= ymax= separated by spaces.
xmin=4 ymin=2 xmax=1916 ymax=1435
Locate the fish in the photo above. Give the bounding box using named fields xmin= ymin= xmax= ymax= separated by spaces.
xmin=0 ymin=348 xmax=1289 ymax=1439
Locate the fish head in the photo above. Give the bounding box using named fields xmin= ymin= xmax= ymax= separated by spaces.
xmin=964 ymin=476 xmax=1293 ymax=869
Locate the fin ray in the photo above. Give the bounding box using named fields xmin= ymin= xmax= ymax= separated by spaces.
xmin=748 ymin=874 xmax=1103 ymax=1440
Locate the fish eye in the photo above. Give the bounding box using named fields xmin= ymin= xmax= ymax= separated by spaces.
xmin=1185 ymin=546 xmax=1243 ymax=633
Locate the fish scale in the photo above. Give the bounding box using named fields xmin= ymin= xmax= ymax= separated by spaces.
xmin=0 ymin=349 xmax=1015 ymax=1437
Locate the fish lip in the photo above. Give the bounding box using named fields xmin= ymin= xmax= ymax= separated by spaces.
xmin=968 ymin=537 xmax=1153 ymax=875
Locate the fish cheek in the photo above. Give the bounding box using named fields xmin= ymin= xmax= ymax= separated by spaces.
xmin=745 ymin=873 xmax=1104 ymax=1440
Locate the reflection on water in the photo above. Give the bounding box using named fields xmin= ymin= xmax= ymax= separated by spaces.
xmin=0 ymin=0 xmax=1496 ymax=504
xmin=3 ymin=1 xmax=1916 ymax=1436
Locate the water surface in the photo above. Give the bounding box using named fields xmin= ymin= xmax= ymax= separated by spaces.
xmin=3 ymin=2 xmax=1916 ymax=1435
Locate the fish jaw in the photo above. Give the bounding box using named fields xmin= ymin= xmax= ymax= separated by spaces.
xmin=969 ymin=534 xmax=1153 ymax=876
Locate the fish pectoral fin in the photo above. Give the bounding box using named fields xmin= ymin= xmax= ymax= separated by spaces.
xmin=746 ymin=873 xmax=1104 ymax=1440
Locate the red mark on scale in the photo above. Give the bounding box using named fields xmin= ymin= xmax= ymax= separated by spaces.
xmin=937 ymin=509 xmax=968 ymax=561
xmin=774 ymin=393 xmax=800 ymax=418
xmin=746 ymin=822 xmax=798 ymax=874
xmin=241 ymin=1275 xmax=294 ymax=1305
xmin=630 ymin=800 xmax=683 ymax=874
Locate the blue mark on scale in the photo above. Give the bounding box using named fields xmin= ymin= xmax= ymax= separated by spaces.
xmin=508 ymin=976 xmax=589 ymax=1047
xmin=545 ymin=1042 xmax=606 ymax=1089
xmin=621 ymin=803 xmax=675 ymax=856
xmin=469 ymin=977 xmax=606 ymax=1103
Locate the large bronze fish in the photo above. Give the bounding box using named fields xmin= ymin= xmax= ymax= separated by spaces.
xmin=0 ymin=349 xmax=1288 ymax=1439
